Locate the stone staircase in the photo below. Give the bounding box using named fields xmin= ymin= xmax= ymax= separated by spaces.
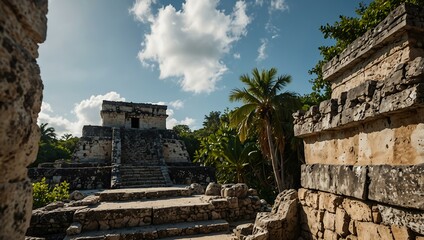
xmin=64 ymin=187 xmax=232 ymax=240
xmin=119 ymin=165 xmax=172 ymax=188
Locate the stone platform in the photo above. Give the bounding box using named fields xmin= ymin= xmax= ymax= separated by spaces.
xmin=27 ymin=185 xmax=262 ymax=240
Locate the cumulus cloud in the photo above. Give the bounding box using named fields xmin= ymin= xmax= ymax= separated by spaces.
xmin=165 ymin=108 xmax=196 ymax=129
xmin=169 ymin=99 xmax=184 ymax=110
xmin=132 ymin=0 xmax=251 ymax=94
xmin=129 ymin=0 xmax=157 ymax=23
xmin=256 ymin=38 xmax=268 ymax=61
xmin=38 ymin=92 xmax=125 ymax=136
xmin=233 ymin=53 xmax=241 ymax=59
xmin=270 ymin=0 xmax=288 ymax=12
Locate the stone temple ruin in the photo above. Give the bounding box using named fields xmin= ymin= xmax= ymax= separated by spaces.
xmin=29 ymin=100 xmax=216 ymax=189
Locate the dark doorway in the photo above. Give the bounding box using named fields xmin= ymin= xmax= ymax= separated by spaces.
xmin=131 ymin=117 xmax=140 ymax=129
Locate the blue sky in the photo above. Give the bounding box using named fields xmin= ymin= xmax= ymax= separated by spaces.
xmin=38 ymin=0 xmax=370 ymax=136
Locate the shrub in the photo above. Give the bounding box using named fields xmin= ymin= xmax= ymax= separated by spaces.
xmin=32 ymin=177 xmax=70 ymax=209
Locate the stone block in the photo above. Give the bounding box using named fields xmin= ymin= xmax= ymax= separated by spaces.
xmin=318 ymin=191 xmax=343 ymax=213
xmin=66 ymin=222 xmax=82 ymax=235
xmin=368 ymin=164 xmax=424 ymax=210
xmin=357 ymin=222 xmax=394 ymax=240
xmin=349 ymin=220 xmax=357 ymax=236
xmin=234 ymin=223 xmax=254 ymax=239
xmin=323 ymin=211 xmax=335 ymax=231
xmin=342 ymin=198 xmax=372 ymax=222
xmin=319 ymin=99 xmax=338 ymax=114
xmin=205 ymin=182 xmax=221 ymax=196
xmin=304 ymin=191 xmax=319 ymax=210
xmin=300 ymin=206 xmax=324 ymax=236
xmin=252 ymin=213 xmax=282 ymax=240
xmin=380 ymin=84 xmax=424 ymax=114
xmin=335 ymin=208 xmax=350 ymax=237
xmin=301 ymin=164 xmax=367 ymax=200
xmin=0 ymin=180 xmax=33 ymax=239
xmin=391 ymin=225 xmax=413 ymax=240
xmin=379 ymin=204 xmax=424 ymax=235
xmin=323 ymin=230 xmax=338 ymax=240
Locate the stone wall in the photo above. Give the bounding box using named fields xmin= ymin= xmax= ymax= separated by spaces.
xmin=120 ymin=129 xmax=163 ymax=165
xmin=101 ymin=100 xmax=167 ymax=129
xmin=168 ymin=165 xmax=216 ymax=185
xmin=299 ymin=188 xmax=424 ymax=240
xmin=0 ymin=1 xmax=48 ymax=239
xmin=73 ymin=137 xmax=112 ymax=163
xmin=28 ymin=167 xmax=112 ymax=190
xmin=291 ymin=4 xmax=424 ymax=240
xmin=162 ymin=139 xmax=191 ymax=163
xmin=322 ymin=4 xmax=424 ymax=99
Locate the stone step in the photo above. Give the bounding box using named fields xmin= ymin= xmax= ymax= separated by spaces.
xmin=121 ymin=174 xmax=165 ymax=179
xmin=121 ymin=178 xmax=167 ymax=183
xmin=120 ymin=184 xmax=169 ymax=189
xmin=73 ymin=196 xmax=214 ymax=231
xmin=120 ymin=180 xmax=168 ymax=186
xmin=65 ymin=219 xmax=229 ymax=240
xmin=97 ymin=187 xmax=191 ymax=202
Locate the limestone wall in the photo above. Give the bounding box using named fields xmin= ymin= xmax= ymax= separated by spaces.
xmin=101 ymin=100 xmax=167 ymax=129
xmin=322 ymin=4 xmax=424 ymax=99
xmin=292 ymin=4 xmax=424 ymax=240
xmin=0 ymin=1 xmax=48 ymax=239
xmin=162 ymin=139 xmax=191 ymax=163
xmin=73 ymin=137 xmax=112 ymax=164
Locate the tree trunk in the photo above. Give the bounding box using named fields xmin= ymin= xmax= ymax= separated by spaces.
xmin=265 ymin=121 xmax=283 ymax=192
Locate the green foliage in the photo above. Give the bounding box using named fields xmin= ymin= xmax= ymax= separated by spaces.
xmin=229 ymin=68 xmax=302 ymax=192
xmin=309 ymin=0 xmax=424 ymax=104
xmin=31 ymin=123 xmax=79 ymax=167
xmin=32 ymin=177 xmax=70 ymax=209
xmin=173 ymin=124 xmax=200 ymax=161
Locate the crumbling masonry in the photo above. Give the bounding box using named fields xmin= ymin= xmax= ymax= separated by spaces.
xmin=293 ymin=4 xmax=424 ymax=240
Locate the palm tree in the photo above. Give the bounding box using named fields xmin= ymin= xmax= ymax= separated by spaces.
xmin=40 ymin=123 xmax=57 ymax=143
xmin=229 ymin=68 xmax=299 ymax=192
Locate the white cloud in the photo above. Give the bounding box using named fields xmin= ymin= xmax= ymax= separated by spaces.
xmin=165 ymin=108 xmax=196 ymax=129
xmin=256 ymin=38 xmax=268 ymax=61
xmin=38 ymin=92 xmax=125 ymax=136
xmin=233 ymin=53 xmax=241 ymax=59
xmin=169 ymin=99 xmax=184 ymax=109
xmin=129 ymin=0 xmax=157 ymax=23
xmin=133 ymin=0 xmax=251 ymax=94
xmin=270 ymin=0 xmax=288 ymax=12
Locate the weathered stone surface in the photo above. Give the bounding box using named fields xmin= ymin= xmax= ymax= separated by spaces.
xmin=342 ymin=198 xmax=372 ymax=222
xmin=301 ymin=164 xmax=367 ymax=199
xmin=0 ymin=1 xmax=47 ymax=239
xmin=234 ymin=223 xmax=253 ymax=239
xmin=379 ymin=204 xmax=424 ymax=235
xmin=66 ymin=222 xmax=82 ymax=236
xmin=69 ymin=191 xmax=85 ymax=201
xmin=300 ymin=206 xmax=324 ymax=237
xmin=189 ymin=183 xmax=205 ymax=195
xmin=318 ymin=191 xmax=342 ymax=213
xmin=323 ymin=230 xmax=338 ymax=240
xmin=335 ymin=208 xmax=350 ymax=237
xmin=323 ymin=211 xmax=335 ymax=231
xmin=244 ymin=189 xmax=299 ymax=240
xmin=391 ymin=225 xmax=413 ymax=240
xmin=205 ymin=182 xmax=222 ymax=196
xmin=323 ymin=4 xmax=424 ymax=92
xmin=368 ymin=164 xmax=424 ymax=210
xmin=357 ymin=222 xmax=394 ymax=240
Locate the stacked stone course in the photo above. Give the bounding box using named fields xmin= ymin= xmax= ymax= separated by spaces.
xmin=292 ymin=3 xmax=424 ymax=240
